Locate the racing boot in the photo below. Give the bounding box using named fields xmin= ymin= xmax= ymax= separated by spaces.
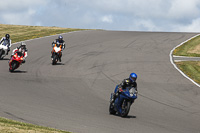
xmin=59 ymin=53 xmax=62 ymax=62
xmin=6 ymin=49 xmax=10 ymax=55
xmin=58 ymin=56 xmax=61 ymax=62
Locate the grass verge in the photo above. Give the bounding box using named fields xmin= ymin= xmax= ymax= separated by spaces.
xmin=173 ymin=34 xmax=200 ymax=85
xmin=0 ymin=117 xmax=70 ymax=133
xmin=175 ymin=61 xmax=200 ymax=84
xmin=173 ymin=35 xmax=200 ymax=57
xmin=0 ymin=23 xmax=86 ymax=132
xmin=0 ymin=24 xmax=86 ymax=43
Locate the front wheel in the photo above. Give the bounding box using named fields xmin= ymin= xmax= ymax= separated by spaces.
xmin=9 ymin=62 xmax=17 ymax=72
xmin=121 ymin=100 xmax=131 ymax=117
xmin=0 ymin=49 xmax=3 ymax=59
xmin=52 ymin=55 xmax=57 ymax=65
xmin=9 ymin=61 xmax=19 ymax=72
xmin=9 ymin=67 xmax=14 ymax=72
xmin=109 ymin=102 xmax=116 ymax=115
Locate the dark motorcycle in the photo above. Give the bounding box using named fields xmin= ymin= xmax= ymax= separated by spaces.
xmin=109 ymin=85 xmax=137 ymax=117
xmin=51 ymin=43 xmax=62 ymax=65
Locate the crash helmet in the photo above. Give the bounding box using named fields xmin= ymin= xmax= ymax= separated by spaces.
xmin=58 ymin=35 xmax=63 ymax=41
xmin=129 ymin=73 xmax=137 ymax=82
xmin=20 ymin=42 xmax=26 ymax=49
xmin=5 ymin=34 xmax=10 ymax=39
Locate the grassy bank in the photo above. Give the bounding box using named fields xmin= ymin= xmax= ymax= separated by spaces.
xmin=173 ymin=35 xmax=200 ymax=57
xmin=0 ymin=24 xmax=85 ymax=132
xmin=0 ymin=24 xmax=85 ymax=43
xmin=173 ymin=34 xmax=200 ymax=85
xmin=0 ymin=117 xmax=70 ymax=133
xmin=175 ymin=61 xmax=200 ymax=84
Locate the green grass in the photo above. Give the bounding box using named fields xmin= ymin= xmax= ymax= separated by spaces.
xmin=0 ymin=23 xmax=87 ymax=132
xmin=173 ymin=35 xmax=200 ymax=57
xmin=0 ymin=117 xmax=70 ymax=133
xmin=175 ymin=61 xmax=200 ymax=84
xmin=0 ymin=24 xmax=86 ymax=43
xmin=173 ymin=34 xmax=200 ymax=84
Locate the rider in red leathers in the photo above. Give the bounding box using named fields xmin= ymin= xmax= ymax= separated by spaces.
xmin=11 ymin=42 xmax=28 ymax=63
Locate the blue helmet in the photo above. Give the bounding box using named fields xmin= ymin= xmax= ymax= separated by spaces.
xmin=129 ymin=73 xmax=137 ymax=82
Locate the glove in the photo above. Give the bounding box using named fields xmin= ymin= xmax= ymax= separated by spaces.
xmin=118 ymin=88 xmax=123 ymax=92
xmin=22 ymin=58 xmax=26 ymax=63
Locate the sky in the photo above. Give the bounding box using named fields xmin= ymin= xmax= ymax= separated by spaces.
xmin=1 ymin=0 xmax=200 ymax=32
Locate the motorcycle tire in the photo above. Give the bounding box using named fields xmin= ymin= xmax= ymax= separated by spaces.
xmin=0 ymin=49 xmax=3 ymax=59
xmin=121 ymin=100 xmax=131 ymax=117
xmin=9 ymin=67 xmax=13 ymax=72
xmin=109 ymin=102 xmax=116 ymax=115
xmin=52 ymin=55 xmax=57 ymax=65
xmin=9 ymin=62 xmax=17 ymax=72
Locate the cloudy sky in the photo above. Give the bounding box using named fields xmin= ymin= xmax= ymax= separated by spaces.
xmin=1 ymin=0 xmax=200 ymax=32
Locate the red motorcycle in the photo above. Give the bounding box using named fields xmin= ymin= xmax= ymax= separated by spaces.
xmin=9 ymin=51 xmax=24 ymax=72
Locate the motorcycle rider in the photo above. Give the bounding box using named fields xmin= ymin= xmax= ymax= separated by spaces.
xmin=0 ymin=34 xmax=12 ymax=55
xmin=52 ymin=35 xmax=65 ymax=62
xmin=111 ymin=73 xmax=138 ymax=102
xmin=11 ymin=42 xmax=28 ymax=63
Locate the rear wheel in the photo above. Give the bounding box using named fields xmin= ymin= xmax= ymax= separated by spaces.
xmin=121 ymin=100 xmax=131 ymax=117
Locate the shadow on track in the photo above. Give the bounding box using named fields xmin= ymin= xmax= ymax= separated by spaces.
xmin=9 ymin=70 xmax=27 ymax=73
xmin=110 ymin=114 xmax=137 ymax=119
xmin=124 ymin=115 xmax=137 ymax=119
xmin=51 ymin=63 xmax=65 ymax=65
xmin=0 ymin=58 xmax=10 ymax=61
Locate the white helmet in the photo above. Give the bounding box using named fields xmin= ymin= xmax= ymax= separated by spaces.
xmin=20 ymin=42 xmax=26 ymax=49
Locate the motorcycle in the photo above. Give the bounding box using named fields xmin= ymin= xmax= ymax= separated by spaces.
xmin=0 ymin=44 xmax=8 ymax=59
xmin=9 ymin=51 xmax=24 ymax=72
xmin=109 ymin=85 xmax=137 ymax=117
xmin=51 ymin=42 xmax=62 ymax=65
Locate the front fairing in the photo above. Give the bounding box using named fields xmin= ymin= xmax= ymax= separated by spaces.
xmin=121 ymin=87 xmax=137 ymax=99
xmin=53 ymin=45 xmax=62 ymax=53
xmin=114 ymin=87 xmax=137 ymax=113
xmin=11 ymin=52 xmax=23 ymax=63
xmin=0 ymin=45 xmax=8 ymax=50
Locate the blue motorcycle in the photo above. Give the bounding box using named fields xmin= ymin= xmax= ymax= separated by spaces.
xmin=109 ymin=85 xmax=137 ymax=117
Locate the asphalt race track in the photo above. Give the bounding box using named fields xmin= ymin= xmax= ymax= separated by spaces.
xmin=0 ymin=30 xmax=200 ymax=133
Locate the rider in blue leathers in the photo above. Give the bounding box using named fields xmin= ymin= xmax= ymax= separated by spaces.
xmin=0 ymin=34 xmax=11 ymax=55
xmin=111 ymin=73 xmax=138 ymax=102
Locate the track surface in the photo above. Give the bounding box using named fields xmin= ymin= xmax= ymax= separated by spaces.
xmin=0 ymin=30 xmax=200 ymax=133
xmin=173 ymin=56 xmax=200 ymax=61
